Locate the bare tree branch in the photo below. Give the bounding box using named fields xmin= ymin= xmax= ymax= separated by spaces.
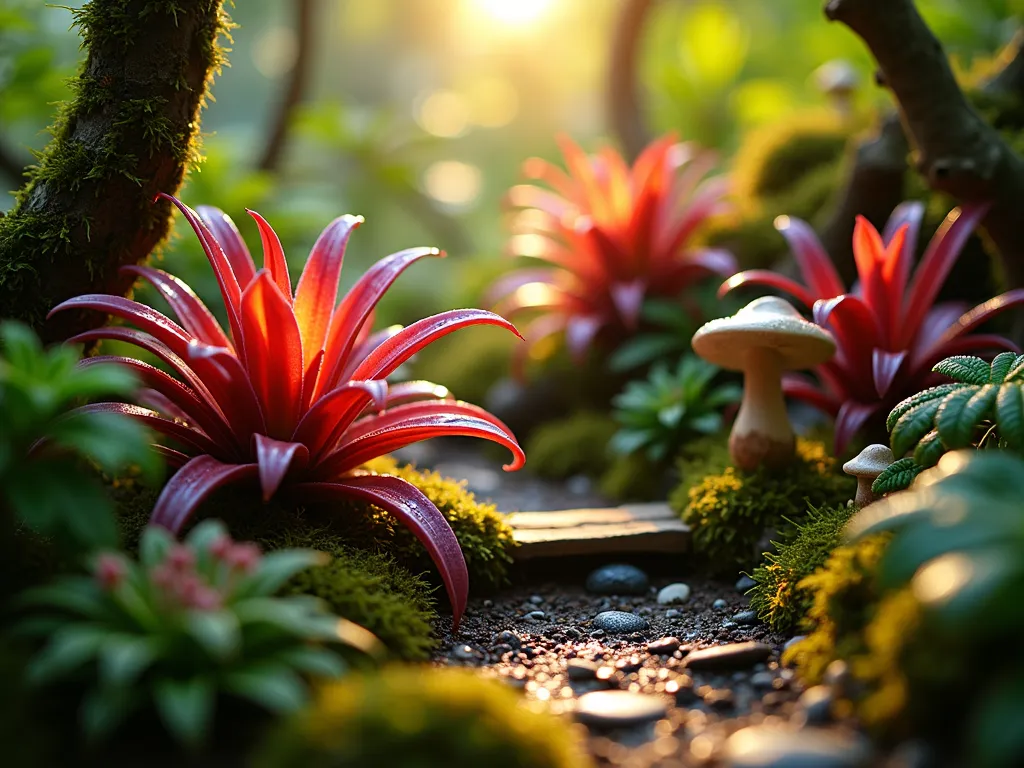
xmin=608 ymin=0 xmax=655 ymax=161
xmin=825 ymin=0 xmax=1024 ymax=292
xmin=257 ymin=0 xmax=314 ymax=173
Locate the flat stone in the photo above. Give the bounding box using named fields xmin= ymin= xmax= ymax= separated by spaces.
xmin=509 ymin=503 xmax=690 ymax=560
xmin=566 ymin=659 xmax=600 ymax=681
xmin=646 ymin=636 xmax=681 ymax=655
xmin=713 ymin=598 xmax=728 ymax=609
xmin=575 ymin=690 xmax=670 ymax=728
xmin=524 ymin=610 xmax=546 ymax=621
xmin=586 ymin=563 xmax=649 ymax=595
xmin=685 ymin=641 xmax=772 ymax=671
xmin=724 ymin=725 xmax=872 ymax=768
xmin=664 ymin=609 xmax=681 ymax=619
xmin=592 ymin=610 xmax=648 ymax=634
xmin=656 ymin=582 xmax=691 ymax=604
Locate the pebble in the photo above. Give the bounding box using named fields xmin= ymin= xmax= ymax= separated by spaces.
xmin=685 ymin=641 xmax=772 ymax=671
xmin=656 ymin=582 xmax=691 ymax=604
xmin=490 ymin=630 xmax=521 ymax=650
xmin=566 ymin=659 xmax=600 ymax=681
xmin=798 ymin=685 xmax=833 ymax=725
xmin=713 ymin=598 xmax=728 ymax=609
xmin=646 ymin=636 xmax=681 ymax=655
xmin=529 ymin=595 xmax=545 ymax=605
xmin=736 ymin=574 xmax=757 ymax=593
xmin=704 ymin=688 xmax=735 ymax=710
xmin=732 ymin=610 xmax=759 ymax=626
xmin=723 ymin=725 xmax=871 ymax=767
xmin=449 ymin=644 xmax=479 ymax=661
xmin=586 ymin=564 xmax=650 ymax=596
xmin=664 ymin=609 xmax=681 ymax=619
xmin=524 ymin=610 xmax=546 ymax=621
xmin=575 ymin=690 xmax=670 ymax=728
xmin=750 ymin=671 xmax=776 ymax=690
xmin=592 ymin=611 xmax=649 ymax=634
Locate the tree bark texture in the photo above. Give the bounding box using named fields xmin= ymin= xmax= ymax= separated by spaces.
xmin=0 ymin=0 xmax=230 ymax=343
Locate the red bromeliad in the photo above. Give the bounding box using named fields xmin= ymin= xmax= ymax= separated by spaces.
xmin=720 ymin=202 xmax=1024 ymax=452
xmin=49 ymin=194 xmax=526 ymax=627
xmin=488 ymin=134 xmax=736 ymax=367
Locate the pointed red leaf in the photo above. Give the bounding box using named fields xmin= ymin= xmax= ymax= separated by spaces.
xmin=184 ymin=341 xmax=268 ymax=441
xmin=316 ymin=247 xmax=442 ymax=398
xmin=352 ymin=309 xmax=521 ymax=382
xmin=782 ymin=374 xmax=840 ymax=416
xmin=150 ymin=455 xmax=259 ymax=533
xmin=240 ymin=271 xmax=304 ymax=437
xmin=851 ymin=216 xmax=893 ymax=336
xmin=718 ymin=271 xmax=817 ymax=308
xmin=812 ymin=295 xmax=881 ymax=369
xmin=120 ymin=265 xmax=232 ymax=349
xmin=340 ymin=325 xmax=404 ymax=383
xmin=137 ymin=388 xmax=192 ymax=423
xmin=564 ymin=314 xmax=603 ymax=361
xmin=775 ymin=215 xmax=845 ymax=299
xmin=293 ymin=214 xmax=363 ymax=367
xmin=340 ymin=399 xmax=518 ymax=452
xmin=610 ymin=280 xmax=645 ymax=328
xmin=834 ymin=401 xmax=879 ymax=454
xmin=254 ymin=434 xmax=309 ymax=502
xmin=49 ymin=295 xmax=192 ymax=357
xmin=872 ymin=348 xmax=908 ymax=399
xmin=383 ymin=380 xmax=452 ymax=407
xmin=910 ymin=302 xmax=970 ymax=359
xmin=293 ymin=380 xmax=389 ymax=457
xmin=154 ymin=444 xmax=190 ymax=469
xmin=900 ymin=203 xmax=989 ymax=346
xmin=292 ymin=474 xmax=469 ymax=628
xmin=881 ymin=200 xmax=924 ymax=310
xmin=936 ymin=289 xmax=1024 ymax=346
xmin=247 ymin=209 xmax=292 ymax=301
xmin=916 ymin=334 xmax=1019 ymax=373
xmin=320 ymin=411 xmax=525 ymax=477
xmin=74 ymin=402 xmax=222 ymax=457
xmin=483 ymin=268 xmax=561 ymax=305
xmin=197 ymin=205 xmax=257 ymax=289
xmin=661 ymin=176 xmax=730 ymax=257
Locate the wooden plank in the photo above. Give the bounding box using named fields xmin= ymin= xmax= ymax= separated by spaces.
xmin=508 ymin=502 xmax=691 ymax=560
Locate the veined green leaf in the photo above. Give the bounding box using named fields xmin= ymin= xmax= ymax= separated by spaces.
xmin=892 ymin=397 xmax=951 ymax=458
xmin=912 ymin=430 xmax=946 ymax=469
xmin=988 ymin=352 xmax=1019 ymax=383
xmin=870 ymin=457 xmax=923 ymax=496
xmin=933 ymin=355 xmax=991 ymax=385
xmin=1004 ymin=354 xmax=1024 ymax=382
xmin=936 ymin=385 xmax=996 ymax=449
xmin=996 ymin=383 xmax=1024 ymax=451
xmin=887 ymin=383 xmax=963 ymax=432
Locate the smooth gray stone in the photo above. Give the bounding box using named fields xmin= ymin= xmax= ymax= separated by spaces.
xmin=592 ymin=610 xmax=649 ymax=634
xmin=724 ymin=725 xmax=871 ymax=768
xmin=575 ymin=690 xmax=670 ymax=728
xmin=586 ymin=564 xmax=650 ymax=596
xmin=685 ymin=641 xmax=772 ymax=671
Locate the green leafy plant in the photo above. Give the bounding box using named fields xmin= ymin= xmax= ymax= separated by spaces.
xmin=873 ymin=352 xmax=1024 ymax=494
xmin=0 ymin=321 xmax=157 ymax=550
xmin=16 ymin=520 xmax=382 ymax=748
xmin=256 ymin=666 xmax=594 ymax=768
xmin=524 ymin=411 xmax=618 ymax=480
xmin=610 ymin=355 xmax=740 ymax=462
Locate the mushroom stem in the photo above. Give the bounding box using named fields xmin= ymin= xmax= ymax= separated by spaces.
xmin=730 ymin=347 xmax=795 ymax=472
xmin=853 ymin=479 xmax=875 ymax=507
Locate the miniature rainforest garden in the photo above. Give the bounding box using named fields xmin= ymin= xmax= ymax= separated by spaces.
xmin=6 ymin=0 xmax=1024 ymax=765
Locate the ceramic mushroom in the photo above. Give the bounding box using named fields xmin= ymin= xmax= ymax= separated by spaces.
xmin=843 ymin=444 xmax=895 ymax=507
xmin=692 ymin=296 xmax=835 ymax=472
xmin=814 ymin=59 xmax=859 ymax=118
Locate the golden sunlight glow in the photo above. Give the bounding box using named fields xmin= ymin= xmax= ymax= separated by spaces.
xmin=464 ymin=75 xmax=519 ymax=128
xmin=415 ymin=90 xmax=470 ymax=138
xmin=423 ymin=161 xmax=482 ymax=208
xmin=514 ymin=282 xmax=558 ymax=308
xmin=913 ymin=552 xmax=973 ymax=605
xmin=509 ymin=233 xmax=548 ymax=258
xmin=474 ymin=0 xmax=554 ymax=25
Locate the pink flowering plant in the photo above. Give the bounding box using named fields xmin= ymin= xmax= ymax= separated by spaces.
xmin=17 ymin=520 xmax=382 ymax=747
xmin=49 ymin=195 xmax=525 ymax=627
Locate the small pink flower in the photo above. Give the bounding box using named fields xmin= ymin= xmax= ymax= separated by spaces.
xmin=150 ymin=563 xmax=175 ymax=591
xmin=166 ymin=544 xmax=196 ymax=572
xmin=224 ymin=542 xmax=261 ymax=574
xmin=189 ymin=585 xmax=224 ymax=611
xmin=208 ymin=534 xmax=234 ymax=560
xmin=95 ymin=554 xmax=127 ymax=591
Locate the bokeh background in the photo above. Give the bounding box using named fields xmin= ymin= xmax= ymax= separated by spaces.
xmin=1 ymin=0 xmax=1016 ymax=328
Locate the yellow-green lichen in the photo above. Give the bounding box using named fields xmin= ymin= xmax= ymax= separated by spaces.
xmin=254 ymin=666 xmax=594 ymax=768
xmin=671 ymin=438 xmax=854 ymax=572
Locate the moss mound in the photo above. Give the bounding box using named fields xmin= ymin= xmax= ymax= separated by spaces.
xmin=255 ymin=666 xmax=594 ymax=768
xmin=525 ymin=411 xmax=618 ymax=480
xmin=671 ymin=438 xmax=854 ymax=572
xmin=598 ymin=451 xmax=665 ymax=501
xmin=749 ymin=503 xmax=857 ymax=633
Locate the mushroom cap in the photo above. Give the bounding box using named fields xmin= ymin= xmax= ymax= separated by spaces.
xmin=843 ymin=443 xmax=895 ymax=477
xmin=814 ymin=59 xmax=859 ymax=94
xmin=691 ymin=296 xmax=836 ymax=372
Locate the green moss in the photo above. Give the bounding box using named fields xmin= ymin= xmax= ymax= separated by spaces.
xmin=255 ymin=666 xmax=594 ymax=768
xmin=749 ymin=502 xmax=857 ymax=632
xmin=525 ymin=411 xmax=618 ymax=480
xmin=732 ymin=111 xmax=848 ymax=205
xmin=670 ymin=438 xmax=854 ymax=572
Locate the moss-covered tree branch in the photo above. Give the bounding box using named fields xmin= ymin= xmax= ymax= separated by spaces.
xmin=0 ymin=0 xmax=230 ymax=343
xmin=257 ymin=0 xmax=313 ymax=172
xmin=608 ymin=0 xmax=654 ymax=162
xmin=825 ymin=0 xmax=1024 ymax=293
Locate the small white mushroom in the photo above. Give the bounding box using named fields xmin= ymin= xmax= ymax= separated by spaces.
xmin=692 ymin=296 xmax=835 ymax=472
xmin=814 ymin=59 xmax=859 ymax=118
xmin=843 ymin=444 xmax=895 ymax=507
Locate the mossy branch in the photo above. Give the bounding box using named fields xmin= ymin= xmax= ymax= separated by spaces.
xmin=825 ymin=0 xmax=1024 ymax=294
xmin=0 ymin=0 xmax=231 ymax=342
xmin=608 ymin=0 xmax=654 ymax=162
